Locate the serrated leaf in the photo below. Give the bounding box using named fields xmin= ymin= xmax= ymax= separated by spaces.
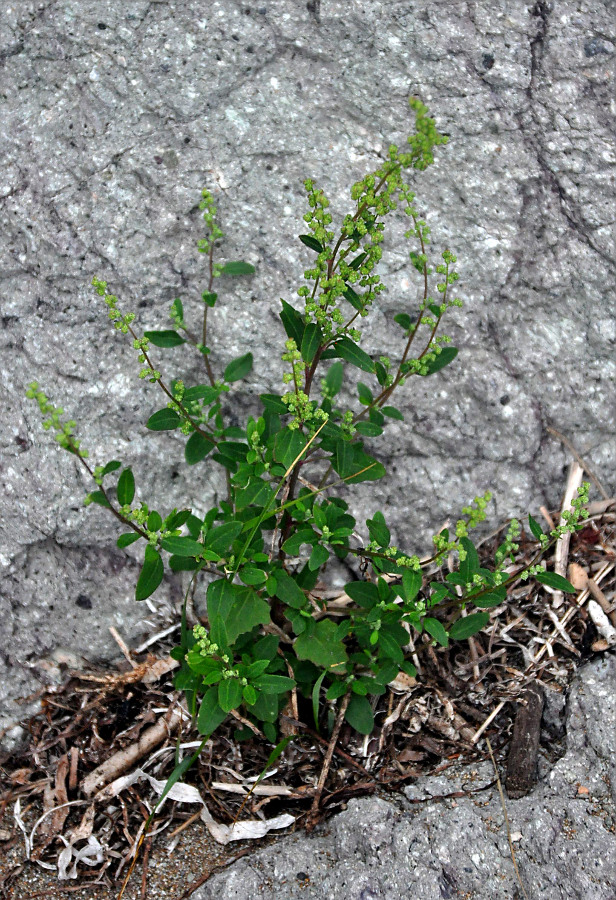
xmin=294 ymin=618 xmax=348 ymax=671
xmin=449 ymin=612 xmax=490 ymax=641
xmin=135 ymin=545 xmax=164 ymax=601
xmin=161 ymin=536 xmax=204 ymax=557
xmin=146 ymin=408 xmax=182 ymax=431
xmin=535 ymin=571 xmax=576 ymax=592
xmin=185 ymin=431 xmax=215 ymax=465
xmin=117 ymin=467 xmax=135 ymax=506
xmin=299 ymin=234 xmax=323 ymax=252
xmin=143 ymin=329 xmax=186 ymax=348
xmin=422 ymin=347 xmax=458 ymax=375
xmin=333 ymin=337 xmax=375 ymax=373
xmin=423 ymin=617 xmax=449 ymax=647
xmin=345 ymin=694 xmax=374 ymax=735
xmin=220 ymin=261 xmax=255 ymax=276
xmin=224 ymin=352 xmax=253 ymax=383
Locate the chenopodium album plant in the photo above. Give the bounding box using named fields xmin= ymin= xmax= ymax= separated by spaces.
xmin=27 ymin=99 xmax=588 ymax=743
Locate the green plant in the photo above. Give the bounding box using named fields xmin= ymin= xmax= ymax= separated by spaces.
xmin=26 ymin=98 xmax=588 ymax=746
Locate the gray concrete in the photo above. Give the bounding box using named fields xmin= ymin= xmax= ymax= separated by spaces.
xmin=194 ymin=654 xmax=616 ymax=900
xmin=1 ymin=2 xmax=615 ymax=730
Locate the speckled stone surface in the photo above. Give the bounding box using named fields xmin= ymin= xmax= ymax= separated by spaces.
xmin=194 ymin=655 xmax=616 ymax=900
xmin=1 ymin=1 xmax=615 ymax=731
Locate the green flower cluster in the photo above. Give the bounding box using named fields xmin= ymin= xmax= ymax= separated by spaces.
xmin=25 ymin=382 xmax=88 ymax=457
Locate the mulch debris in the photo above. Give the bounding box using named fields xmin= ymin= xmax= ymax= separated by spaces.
xmin=1 ymin=465 xmax=614 ymax=899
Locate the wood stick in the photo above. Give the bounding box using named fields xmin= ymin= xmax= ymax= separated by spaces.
xmin=82 ymin=706 xmax=184 ymax=797
xmin=505 ymin=683 xmax=544 ymax=799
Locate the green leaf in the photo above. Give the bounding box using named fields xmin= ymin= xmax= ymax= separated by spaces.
xmin=117 ymin=532 xmax=140 ymax=549
xmin=301 ymin=323 xmax=323 ymax=365
xmin=239 ymin=567 xmax=268 ymax=586
xmin=135 ymin=545 xmax=164 ymax=601
xmin=86 ymin=490 xmax=111 ymax=508
xmin=357 ymin=382 xmax=373 ymax=405
xmin=422 ymin=347 xmax=458 ymax=375
xmin=146 ymin=408 xmax=182 ymax=431
xmin=345 ymin=694 xmax=374 ymax=735
xmin=117 ymin=467 xmax=135 ymax=506
xmin=334 ymin=439 xmax=354 ymax=477
xmin=343 ymin=285 xmax=363 ymax=311
xmin=333 ymin=337 xmax=374 ymax=373
xmin=281 ymin=528 xmax=318 ymax=556
xmin=394 ymin=313 xmax=412 ymax=331
xmin=381 ymin=405 xmax=404 ymax=421
xmin=218 ymin=678 xmax=243 ymax=713
xmin=224 ymin=352 xmax=253 ymax=383
xmin=147 ymin=511 xmax=162 ymax=532
xmin=299 ymin=234 xmax=323 ymax=252
xmin=312 ymin=670 xmax=327 ymax=731
xmin=449 ymin=612 xmax=489 ymax=641
xmin=201 ymin=291 xmax=217 ymax=307
xmin=309 ymin=543 xmax=329 ymax=571
xmin=235 ymin=480 xmax=275 ymax=511
xmin=183 ymin=384 xmax=221 ymax=404
xmin=528 ymin=514 xmax=545 ymax=541
xmin=185 ymin=431 xmax=214 ymax=465
xmin=220 ymin=261 xmax=255 ymax=276
xmin=274 ymin=570 xmax=307 ymax=609
xmin=170 ymin=298 xmax=184 ymax=321
xmin=348 ymin=252 xmax=368 ymax=270
xmin=205 ymin=521 xmax=243 ymax=556
xmin=345 ymin=581 xmax=379 ymax=608
xmin=274 ymin=427 xmax=306 ymax=470
xmin=161 ymin=536 xmax=204 ymax=557
xmin=355 ymin=422 xmax=383 ymax=437
xmin=101 ymin=460 xmax=122 ymax=477
xmin=279 ymin=300 xmax=305 ymax=348
xmin=197 ymin=686 xmax=228 ymax=735
xmin=260 ymin=393 xmax=288 ymax=414
xmin=294 ymin=618 xmax=348 ymax=671
xmin=423 ymin=617 xmax=449 ymax=647
xmin=252 ymin=674 xmax=296 ymax=694
xmin=208 ymin=580 xmax=270 ymax=646
xmin=402 ymin=569 xmax=422 ymax=603
xmin=143 ymin=329 xmax=186 ymax=348
xmin=534 ymin=571 xmax=576 ymax=593
xmin=367 ymin=511 xmax=390 ymax=548
xmin=459 ymin=537 xmax=479 ymax=583
xmin=324 ymin=361 xmax=344 ymax=397
xmin=472 ymin=592 xmax=506 ymax=609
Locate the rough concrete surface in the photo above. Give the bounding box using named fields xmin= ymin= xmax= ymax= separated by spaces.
xmin=1 ymin=4 xmax=614 ymax=727
xmin=193 ymin=654 xmax=616 ymax=900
